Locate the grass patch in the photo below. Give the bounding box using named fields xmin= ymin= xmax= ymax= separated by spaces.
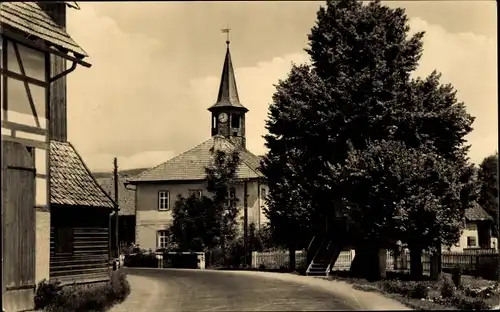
xmin=325 ymin=271 xmax=499 ymax=310
xmin=35 ymin=270 xmax=131 ymax=312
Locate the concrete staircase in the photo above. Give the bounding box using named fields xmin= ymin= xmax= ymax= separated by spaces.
xmin=306 ymin=260 xmax=329 ymax=276
xmin=306 ymin=237 xmax=343 ymax=277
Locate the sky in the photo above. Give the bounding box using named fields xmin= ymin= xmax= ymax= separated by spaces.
xmin=65 ymin=1 xmax=497 ymax=172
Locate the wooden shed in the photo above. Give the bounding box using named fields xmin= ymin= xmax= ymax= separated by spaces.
xmin=49 ymin=141 xmax=116 ymax=284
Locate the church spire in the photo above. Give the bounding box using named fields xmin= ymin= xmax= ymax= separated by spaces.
xmin=208 ymin=29 xmax=248 ymax=112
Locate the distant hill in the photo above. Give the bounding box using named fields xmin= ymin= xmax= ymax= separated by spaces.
xmin=92 ymin=168 xmax=148 ymax=179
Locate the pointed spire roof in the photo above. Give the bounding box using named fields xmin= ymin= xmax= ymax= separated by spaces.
xmin=208 ymin=40 xmax=248 ymax=112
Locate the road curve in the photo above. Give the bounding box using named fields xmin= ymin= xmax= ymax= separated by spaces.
xmin=110 ymin=268 xmax=411 ymax=311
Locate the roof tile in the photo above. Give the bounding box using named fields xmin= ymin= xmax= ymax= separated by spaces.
xmin=0 ymin=2 xmax=88 ymax=57
xmin=96 ymin=174 xmax=139 ymax=216
xmin=50 ymin=141 xmax=115 ymax=208
xmin=128 ymin=135 xmax=263 ymax=183
xmin=465 ymin=202 xmax=493 ymax=221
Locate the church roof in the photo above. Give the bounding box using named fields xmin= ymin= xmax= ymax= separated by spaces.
xmin=127 ymin=135 xmax=263 ymax=183
xmin=208 ymin=42 xmax=248 ymax=112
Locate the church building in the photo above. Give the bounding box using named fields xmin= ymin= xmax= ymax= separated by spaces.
xmin=127 ymin=38 xmax=268 ymax=251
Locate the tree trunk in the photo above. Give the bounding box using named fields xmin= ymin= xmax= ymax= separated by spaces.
xmin=289 ymin=245 xmax=296 ymax=272
xmin=377 ymin=248 xmax=387 ymax=280
xmin=430 ymin=243 xmax=442 ymax=281
xmin=410 ymin=246 xmax=423 ymax=280
xmin=350 ymin=246 xmax=367 ymax=278
xmin=350 ymin=242 xmax=386 ymax=281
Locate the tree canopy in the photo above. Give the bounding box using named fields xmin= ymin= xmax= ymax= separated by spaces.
xmin=262 ymin=0 xmax=476 ymax=279
xmin=169 ymin=150 xmax=241 ymax=252
xmin=478 ymin=153 xmax=499 ymax=236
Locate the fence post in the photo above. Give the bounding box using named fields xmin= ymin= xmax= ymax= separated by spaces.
xmin=474 ymin=255 xmax=479 ymax=278
xmin=156 ymin=253 xmax=163 ymax=269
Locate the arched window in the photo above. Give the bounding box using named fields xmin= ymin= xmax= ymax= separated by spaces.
xmin=231 ymin=113 xmax=240 ymax=128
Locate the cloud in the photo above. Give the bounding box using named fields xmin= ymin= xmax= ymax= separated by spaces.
xmin=66 ymin=5 xmax=496 ymax=172
xmin=86 ymin=150 xmax=176 ymax=172
xmin=188 ymin=54 xmax=310 ymax=156
xmin=408 ymin=18 xmax=497 ymax=163
xmin=67 ymin=3 xmax=310 ymax=171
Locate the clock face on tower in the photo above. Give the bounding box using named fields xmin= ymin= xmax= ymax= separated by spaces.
xmin=218 ymin=112 xmax=228 ymax=123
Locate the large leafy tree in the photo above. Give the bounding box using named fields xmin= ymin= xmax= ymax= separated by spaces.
xmin=169 ymin=150 xmax=241 ymax=252
xmin=330 ymin=140 xmax=476 ymax=279
xmin=261 ymin=95 xmax=316 ymax=269
xmin=478 ymin=153 xmax=499 ymax=236
xmin=263 ymin=0 xmax=475 ymax=280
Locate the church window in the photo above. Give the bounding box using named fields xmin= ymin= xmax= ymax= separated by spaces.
xmin=231 ymin=113 xmax=240 ymax=128
xmin=157 ymin=230 xmax=169 ymax=249
xmin=158 ymin=190 xmax=170 ymax=211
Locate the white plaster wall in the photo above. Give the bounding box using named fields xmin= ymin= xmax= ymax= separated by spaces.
xmin=135 ymin=180 xmax=268 ymax=250
xmin=35 ymin=210 xmax=50 ymax=284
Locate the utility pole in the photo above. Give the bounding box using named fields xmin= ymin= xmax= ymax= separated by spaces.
xmin=113 ymin=158 xmax=120 ymax=259
xmin=243 ymin=180 xmax=249 ymax=267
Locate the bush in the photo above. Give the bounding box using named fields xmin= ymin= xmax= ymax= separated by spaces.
xmin=451 ymin=292 xmax=492 ymax=310
xmin=35 ymin=270 xmax=131 ymax=312
xmin=107 ymin=269 xmax=131 ymax=303
xmin=410 ymin=282 xmax=430 ymax=299
xmin=34 ymin=279 xmax=63 ymax=310
xmin=440 ymin=276 xmax=456 ymax=299
xmin=258 ymin=264 xmax=266 ymax=270
xmin=451 ymin=266 xmax=462 ymax=288
xmin=124 ymin=250 xmax=158 ymax=268
xmin=380 ymin=280 xmax=429 ymax=299
xmin=295 ymin=264 xmax=307 ymax=276
xmin=224 ymin=237 xmax=245 ymax=268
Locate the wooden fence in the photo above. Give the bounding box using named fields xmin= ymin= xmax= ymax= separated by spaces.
xmin=251 ymin=248 xmax=499 ymax=279
xmin=251 ymin=250 xmax=307 ymax=269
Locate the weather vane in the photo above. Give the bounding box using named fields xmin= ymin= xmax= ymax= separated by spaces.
xmin=221 ymin=27 xmax=231 ymax=45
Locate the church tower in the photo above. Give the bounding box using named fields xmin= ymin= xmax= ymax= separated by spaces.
xmin=208 ymin=35 xmax=248 ymax=149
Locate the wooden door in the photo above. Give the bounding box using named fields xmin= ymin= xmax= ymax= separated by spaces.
xmin=2 ymin=141 xmax=36 ymax=312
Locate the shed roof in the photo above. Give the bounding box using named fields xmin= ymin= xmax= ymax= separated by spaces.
xmin=0 ymin=2 xmax=88 ymax=57
xmin=465 ymin=202 xmax=493 ymax=222
xmin=50 ymin=141 xmax=115 ymax=209
xmin=128 ymin=135 xmax=263 ymax=183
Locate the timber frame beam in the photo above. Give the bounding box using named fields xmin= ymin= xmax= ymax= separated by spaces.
xmin=1 ymin=29 xmax=92 ymax=68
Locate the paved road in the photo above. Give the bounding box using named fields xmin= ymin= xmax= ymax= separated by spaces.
xmin=110 ymin=268 xmax=411 ymax=311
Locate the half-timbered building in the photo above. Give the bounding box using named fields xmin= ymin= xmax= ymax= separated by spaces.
xmin=1 ymin=2 xmax=114 ymax=311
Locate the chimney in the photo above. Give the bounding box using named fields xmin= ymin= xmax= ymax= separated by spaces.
xmin=38 ymin=2 xmax=68 ymax=142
